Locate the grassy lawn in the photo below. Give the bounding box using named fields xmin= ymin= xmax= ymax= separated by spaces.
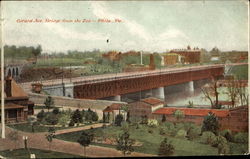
xmin=56 ymin=124 xmax=221 ymax=156
xmin=0 ymin=148 xmax=82 ymax=158
xmin=35 ymin=58 xmax=85 ymax=67
xmin=34 ymin=106 xmax=62 ymax=110
xmin=8 ymin=122 xmax=94 ymax=133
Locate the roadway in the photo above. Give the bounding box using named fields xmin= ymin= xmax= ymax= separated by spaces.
xmin=20 ymin=63 xmax=247 ymax=92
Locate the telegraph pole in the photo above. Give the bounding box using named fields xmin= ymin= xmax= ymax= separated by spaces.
xmin=1 ymin=1 xmax=6 ymax=138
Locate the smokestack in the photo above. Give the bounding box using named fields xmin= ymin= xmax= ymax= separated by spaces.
xmin=5 ymin=76 xmax=12 ymax=97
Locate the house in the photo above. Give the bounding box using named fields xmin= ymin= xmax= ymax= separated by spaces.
xmin=0 ymin=76 xmax=34 ymax=123
xmin=128 ymin=97 xmax=165 ymax=122
xmin=152 ymin=106 xmax=248 ymax=132
xmin=102 ymin=103 xmax=127 ymax=123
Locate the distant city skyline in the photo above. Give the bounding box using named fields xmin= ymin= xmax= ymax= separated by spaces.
xmin=2 ymin=1 xmax=249 ymax=53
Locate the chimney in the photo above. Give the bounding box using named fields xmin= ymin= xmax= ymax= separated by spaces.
xmin=5 ymin=76 xmax=12 ymax=97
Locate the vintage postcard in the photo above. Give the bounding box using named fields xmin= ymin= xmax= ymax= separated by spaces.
xmin=0 ymin=0 xmax=249 ymax=158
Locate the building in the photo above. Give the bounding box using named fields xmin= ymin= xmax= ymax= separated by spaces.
xmin=102 ymin=103 xmax=127 ymax=123
xmin=0 ymin=76 xmax=34 ymax=123
xmin=169 ymin=46 xmax=201 ymax=64
xmin=152 ymin=106 xmax=248 ymax=132
xmin=123 ymin=54 xmax=156 ymax=72
xmin=161 ymin=53 xmax=184 ymax=65
xmin=128 ymin=97 xmax=165 ymax=122
xmin=102 ymin=51 xmax=121 ymax=61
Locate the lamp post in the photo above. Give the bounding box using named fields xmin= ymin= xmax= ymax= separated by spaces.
xmin=23 ymin=136 xmax=28 ymax=149
xmin=1 ymin=8 xmax=5 ymax=138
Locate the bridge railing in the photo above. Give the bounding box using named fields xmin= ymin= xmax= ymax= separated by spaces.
xmin=20 ymin=64 xmax=226 ymax=87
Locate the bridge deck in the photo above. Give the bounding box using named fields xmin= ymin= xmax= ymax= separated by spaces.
xmin=20 ymin=63 xmax=247 ymax=91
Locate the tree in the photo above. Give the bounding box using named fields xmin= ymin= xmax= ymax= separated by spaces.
xmin=201 ymin=77 xmax=220 ymax=109
xmin=158 ymin=138 xmax=175 ymax=156
xmin=115 ymin=114 xmax=124 ymax=126
xmin=28 ymin=116 xmax=37 ymax=133
xmin=44 ymin=96 xmax=54 ymax=112
xmin=226 ymin=78 xmax=239 ymax=108
xmin=236 ymin=79 xmax=248 ymax=106
xmin=116 ymin=131 xmax=135 ymax=157
xmin=8 ymin=130 xmax=19 ymax=149
xmin=33 ymin=45 xmax=42 ymax=60
xmin=45 ymin=127 xmax=56 ymax=150
xmin=162 ymin=115 xmax=166 ymax=122
xmin=173 ymin=110 xmax=184 ymax=121
xmin=37 ymin=109 xmax=45 ymax=122
xmin=71 ymin=109 xmax=83 ymax=125
xmin=77 ymin=131 xmax=94 ymax=157
xmin=201 ymin=112 xmax=219 ymax=135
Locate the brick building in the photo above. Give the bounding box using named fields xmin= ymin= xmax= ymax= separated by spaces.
xmin=102 ymin=51 xmax=121 ymax=61
xmin=128 ymin=97 xmax=165 ymax=122
xmin=169 ymin=46 xmax=201 ymax=64
xmin=152 ymin=106 xmax=248 ymax=132
xmin=161 ymin=53 xmax=184 ymax=65
xmin=0 ymin=76 xmax=34 ymax=123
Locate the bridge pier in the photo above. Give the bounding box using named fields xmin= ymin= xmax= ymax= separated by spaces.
xmin=112 ymin=95 xmax=121 ymax=101
xmin=152 ymin=87 xmax=165 ymax=100
xmin=187 ymin=81 xmax=194 ymax=93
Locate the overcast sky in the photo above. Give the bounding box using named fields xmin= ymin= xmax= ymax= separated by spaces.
xmin=2 ymin=0 xmax=249 ymax=53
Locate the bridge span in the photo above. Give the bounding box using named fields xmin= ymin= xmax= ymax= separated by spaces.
xmin=20 ymin=64 xmax=233 ymax=100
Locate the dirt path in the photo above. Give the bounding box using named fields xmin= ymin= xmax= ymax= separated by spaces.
xmin=54 ymin=123 xmax=106 ymax=135
xmin=0 ymin=126 xmax=154 ymax=157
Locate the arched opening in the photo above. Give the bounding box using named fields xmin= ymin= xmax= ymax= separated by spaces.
xmin=16 ymin=67 xmax=19 ymax=76
xmin=7 ymin=69 xmax=11 ymax=77
xmin=12 ymin=68 xmax=15 ymax=77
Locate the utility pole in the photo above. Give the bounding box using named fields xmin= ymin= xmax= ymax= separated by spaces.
xmin=1 ymin=2 xmax=6 ymax=138
xmin=140 ymin=51 xmax=143 ymax=65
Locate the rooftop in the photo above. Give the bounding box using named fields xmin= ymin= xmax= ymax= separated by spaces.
xmin=0 ymin=77 xmax=28 ymax=99
xmin=153 ymin=107 xmax=229 ymax=117
xmin=103 ymin=103 xmax=124 ymax=112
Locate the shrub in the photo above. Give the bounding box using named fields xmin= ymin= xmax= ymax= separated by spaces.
xmin=52 ymin=107 xmax=60 ymax=115
xmin=147 ymin=119 xmax=159 ymax=127
xmin=158 ymin=138 xmax=175 ymax=156
xmin=68 ymin=120 xmax=75 ymax=127
xmin=201 ymin=112 xmax=219 ymax=135
xmin=169 ymin=128 xmax=178 ymax=137
xmin=201 ymin=131 xmax=217 ymax=145
xmin=58 ymin=114 xmax=70 ymax=126
xmin=183 ymin=122 xmax=196 ymax=131
xmin=148 ymin=129 xmax=154 ymax=134
xmin=175 ymin=129 xmax=187 ymax=138
xmin=162 ymin=122 xmax=175 ymax=130
xmin=71 ymin=109 xmax=83 ymax=124
xmin=37 ymin=110 xmax=45 ymax=122
xmin=220 ymin=129 xmax=233 ymax=142
xmin=173 ymin=110 xmax=184 ymax=121
xmin=175 ymin=123 xmax=185 ymax=130
xmin=91 ymin=111 xmax=99 ymax=122
xmin=159 ymin=127 xmax=167 ymax=135
xmin=115 ymin=114 xmax=124 ymax=126
xmin=234 ymin=133 xmax=248 ymax=143
xmin=45 ymin=113 xmax=58 ymax=125
xmin=212 ymin=135 xmax=228 ymax=147
xmin=121 ymin=121 xmax=129 ymax=132
xmin=186 ymin=126 xmax=201 ymax=140
xmin=218 ymin=142 xmax=230 ymax=155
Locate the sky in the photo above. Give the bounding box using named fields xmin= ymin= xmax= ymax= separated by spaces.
xmin=2 ymin=0 xmax=249 ymax=53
